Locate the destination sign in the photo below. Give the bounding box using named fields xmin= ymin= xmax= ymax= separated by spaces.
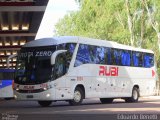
xmin=19 ymin=51 xmax=53 ymax=58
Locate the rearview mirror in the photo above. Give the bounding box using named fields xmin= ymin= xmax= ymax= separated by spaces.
xmin=7 ymin=54 xmax=17 ymax=68
xmin=51 ymin=50 xmax=67 ymax=65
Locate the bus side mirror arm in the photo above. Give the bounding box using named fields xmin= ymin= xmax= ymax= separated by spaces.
xmin=7 ymin=54 xmax=17 ymax=68
xmin=51 ymin=50 xmax=67 ymax=65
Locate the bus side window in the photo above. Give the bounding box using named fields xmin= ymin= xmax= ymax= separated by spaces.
xmin=121 ymin=50 xmax=131 ymax=66
xmin=132 ymin=52 xmax=143 ymax=67
xmin=111 ymin=49 xmax=116 ymax=65
xmin=139 ymin=52 xmax=143 ymax=67
xmin=107 ymin=48 xmax=111 ymax=65
xmin=150 ymin=54 xmax=154 ymax=67
xmin=66 ymin=43 xmax=76 ymax=54
xmin=143 ymin=53 xmax=154 ymax=68
xmin=88 ymin=45 xmax=97 ymax=63
xmin=132 ymin=52 xmax=139 ymax=67
xmin=65 ymin=43 xmax=76 ymax=67
xmin=75 ymin=45 xmax=111 ymax=66
xmin=57 ymin=43 xmax=66 ymax=50
xmin=111 ymin=49 xmax=121 ymax=65
xmin=74 ymin=44 xmax=91 ymax=67
xmin=95 ymin=46 xmax=108 ymax=64
xmin=127 ymin=51 xmax=131 ymax=66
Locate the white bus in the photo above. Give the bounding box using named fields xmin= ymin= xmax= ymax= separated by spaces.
xmin=12 ymin=36 xmax=156 ymax=107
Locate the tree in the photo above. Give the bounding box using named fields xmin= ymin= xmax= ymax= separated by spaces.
xmin=55 ymin=0 xmax=160 ymax=76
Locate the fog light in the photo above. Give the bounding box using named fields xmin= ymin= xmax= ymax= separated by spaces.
xmin=46 ymin=94 xmax=50 ymax=97
xmin=14 ymin=95 xmax=17 ymax=99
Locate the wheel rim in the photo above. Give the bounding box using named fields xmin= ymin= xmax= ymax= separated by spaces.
xmin=133 ymin=90 xmax=138 ymax=100
xmin=73 ymin=90 xmax=81 ymax=102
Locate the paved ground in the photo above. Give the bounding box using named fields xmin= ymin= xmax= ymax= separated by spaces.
xmin=0 ymin=96 xmax=160 ymax=120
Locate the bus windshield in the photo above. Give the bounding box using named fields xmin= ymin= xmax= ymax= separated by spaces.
xmin=15 ymin=46 xmax=56 ymax=85
xmin=15 ymin=43 xmax=76 ymax=85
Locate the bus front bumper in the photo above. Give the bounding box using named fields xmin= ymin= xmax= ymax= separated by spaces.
xmin=13 ymin=89 xmax=55 ymax=101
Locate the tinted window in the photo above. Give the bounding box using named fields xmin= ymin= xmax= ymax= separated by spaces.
xmin=57 ymin=43 xmax=76 ymax=53
xmin=111 ymin=49 xmax=122 ymax=65
xmin=74 ymin=44 xmax=111 ymax=67
xmin=58 ymin=43 xmax=76 ymax=69
xmin=121 ymin=50 xmax=131 ymax=66
xmin=74 ymin=44 xmax=94 ymax=67
xmin=143 ymin=53 xmax=154 ymax=68
xmin=74 ymin=44 xmax=154 ymax=68
xmin=37 ymin=58 xmax=51 ymax=69
xmin=95 ymin=46 xmax=110 ymax=64
xmin=132 ymin=52 xmax=143 ymax=67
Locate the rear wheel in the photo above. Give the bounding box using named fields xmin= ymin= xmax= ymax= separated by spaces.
xmin=38 ymin=101 xmax=52 ymax=107
xmin=69 ymin=87 xmax=84 ymax=106
xmin=125 ymin=87 xmax=139 ymax=103
xmin=100 ymin=98 xmax=113 ymax=104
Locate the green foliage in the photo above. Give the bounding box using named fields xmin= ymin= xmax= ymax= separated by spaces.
xmin=55 ymin=0 xmax=160 ymax=75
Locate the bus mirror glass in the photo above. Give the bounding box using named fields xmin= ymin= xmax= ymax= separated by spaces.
xmin=51 ymin=50 xmax=67 ymax=65
xmin=7 ymin=54 xmax=17 ymax=68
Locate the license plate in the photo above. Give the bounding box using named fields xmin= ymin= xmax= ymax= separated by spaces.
xmin=26 ymin=95 xmax=33 ymax=98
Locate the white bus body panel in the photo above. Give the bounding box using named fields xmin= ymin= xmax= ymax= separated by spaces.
xmin=67 ymin=64 xmax=156 ymax=99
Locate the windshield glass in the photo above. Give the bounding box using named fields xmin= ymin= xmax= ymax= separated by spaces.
xmin=15 ymin=46 xmax=56 ymax=85
xmin=15 ymin=43 xmax=76 ymax=85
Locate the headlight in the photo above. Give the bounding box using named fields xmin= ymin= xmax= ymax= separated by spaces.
xmin=16 ymin=88 xmax=19 ymax=91
xmin=43 ymin=87 xmax=47 ymax=90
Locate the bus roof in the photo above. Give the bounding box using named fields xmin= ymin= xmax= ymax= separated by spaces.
xmin=23 ymin=36 xmax=154 ymax=54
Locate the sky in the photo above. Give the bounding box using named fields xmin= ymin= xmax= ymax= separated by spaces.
xmin=35 ymin=0 xmax=79 ymax=39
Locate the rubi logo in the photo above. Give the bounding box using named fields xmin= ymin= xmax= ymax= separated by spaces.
xmin=99 ymin=66 xmax=119 ymax=76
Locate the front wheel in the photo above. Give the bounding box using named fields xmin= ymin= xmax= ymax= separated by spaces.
xmin=69 ymin=87 xmax=84 ymax=106
xmin=125 ymin=87 xmax=139 ymax=103
xmin=38 ymin=101 xmax=52 ymax=107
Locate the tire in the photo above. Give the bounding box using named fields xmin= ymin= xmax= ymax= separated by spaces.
xmin=100 ymin=98 xmax=113 ymax=104
xmin=38 ymin=101 xmax=52 ymax=107
xmin=69 ymin=87 xmax=84 ymax=106
xmin=125 ymin=87 xmax=139 ymax=103
xmin=4 ymin=97 xmax=13 ymax=100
